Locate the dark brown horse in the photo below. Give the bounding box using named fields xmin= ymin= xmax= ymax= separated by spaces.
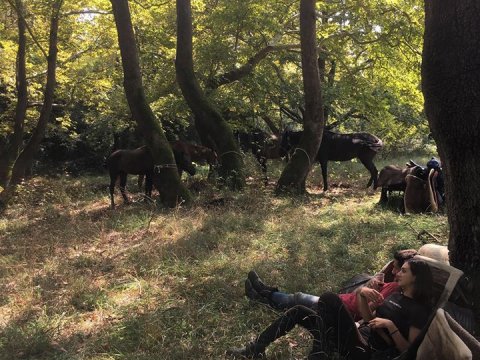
xmin=105 ymin=145 xmax=196 ymax=208
xmin=281 ymin=129 xmax=383 ymax=190
xmin=235 ymin=129 xmax=285 ymax=185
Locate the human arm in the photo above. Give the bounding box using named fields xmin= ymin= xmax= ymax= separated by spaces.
xmin=368 ymin=318 xmax=420 ymax=352
xmin=356 ymin=287 xmax=383 ymax=321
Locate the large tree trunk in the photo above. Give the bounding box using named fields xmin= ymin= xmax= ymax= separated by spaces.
xmin=422 ymin=0 xmax=480 ymax=319
xmin=276 ymin=0 xmax=324 ymax=194
xmin=0 ymin=0 xmax=28 ymax=187
xmin=110 ymin=0 xmax=191 ymax=207
xmin=175 ymin=0 xmax=244 ymax=190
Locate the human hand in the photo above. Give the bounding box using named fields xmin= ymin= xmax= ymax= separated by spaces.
xmin=367 ymin=273 xmax=385 ymax=290
xmin=359 ymin=287 xmax=384 ymax=304
xmin=368 ymin=317 xmax=394 ymax=330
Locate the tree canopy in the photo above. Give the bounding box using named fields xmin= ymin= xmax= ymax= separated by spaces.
xmin=1 ymin=0 xmax=427 ymax=170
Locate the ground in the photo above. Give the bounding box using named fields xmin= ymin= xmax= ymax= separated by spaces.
xmin=0 ymin=151 xmax=448 ymax=359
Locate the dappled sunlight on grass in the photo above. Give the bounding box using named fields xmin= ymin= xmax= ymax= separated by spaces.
xmin=0 ymin=162 xmax=448 ymax=359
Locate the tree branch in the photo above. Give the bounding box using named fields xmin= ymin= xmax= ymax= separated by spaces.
xmin=280 ymin=105 xmax=303 ymax=124
xmin=206 ymin=44 xmax=300 ymax=90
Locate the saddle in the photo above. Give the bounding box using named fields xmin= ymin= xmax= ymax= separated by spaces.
xmin=404 ymin=159 xmax=444 ymax=213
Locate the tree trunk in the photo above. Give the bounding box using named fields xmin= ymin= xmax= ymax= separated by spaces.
xmin=276 ymin=0 xmax=324 ymax=194
xmin=175 ymin=0 xmax=244 ymax=190
xmin=422 ymin=0 xmax=480 ymax=320
xmin=8 ymin=0 xmax=63 ymax=187
xmin=0 ymin=0 xmax=28 ymax=187
xmin=110 ymin=0 xmax=191 ymax=207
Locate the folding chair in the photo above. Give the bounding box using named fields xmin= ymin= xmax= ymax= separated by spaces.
xmin=393 ymin=255 xmax=467 ymax=359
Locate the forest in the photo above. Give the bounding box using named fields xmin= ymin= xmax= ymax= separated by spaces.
xmin=0 ymin=0 xmax=479 ymax=358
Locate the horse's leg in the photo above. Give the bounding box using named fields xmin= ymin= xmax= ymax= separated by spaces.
xmin=119 ymin=172 xmax=130 ymax=204
xmin=207 ymin=164 xmax=213 ymax=180
xmin=145 ymin=172 xmax=153 ymax=202
xmin=207 ymin=164 xmax=217 ymax=181
xmin=320 ymin=160 xmax=328 ymax=191
xmin=359 ymin=155 xmax=378 ymax=189
xmin=259 ymin=155 xmax=268 ymax=186
xmin=379 ymin=187 xmax=388 ymax=204
xmin=138 ymin=174 xmax=144 ymax=190
xmin=109 ymin=173 xmax=117 ymax=209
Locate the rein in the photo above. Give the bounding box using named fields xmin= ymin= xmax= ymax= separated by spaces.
xmin=154 ymin=164 xmax=177 ymax=173
xmin=294 ymin=147 xmax=311 ymax=166
xmin=220 ymin=151 xmax=244 ymax=159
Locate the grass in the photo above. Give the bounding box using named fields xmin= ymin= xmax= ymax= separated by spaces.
xmin=0 ymin=151 xmax=448 ymax=359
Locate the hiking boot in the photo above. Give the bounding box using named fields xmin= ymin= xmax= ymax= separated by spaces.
xmin=245 ymin=279 xmax=270 ymax=305
xmin=247 ymin=270 xmax=278 ymax=297
xmin=226 ymin=341 xmax=265 ymax=359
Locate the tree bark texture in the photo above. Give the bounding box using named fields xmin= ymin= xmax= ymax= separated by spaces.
xmin=276 ymin=0 xmax=324 ymax=194
xmin=110 ymin=0 xmax=191 ymax=207
xmin=175 ymin=0 xmax=244 ymax=190
xmin=422 ymin=0 xmax=480 ymax=318
xmin=0 ymin=0 xmax=28 ymax=187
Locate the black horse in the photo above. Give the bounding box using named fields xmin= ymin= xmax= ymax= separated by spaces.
xmin=235 ymin=129 xmax=284 ymax=185
xmin=280 ymin=129 xmax=383 ymax=190
xmin=105 ymin=145 xmax=196 ymax=208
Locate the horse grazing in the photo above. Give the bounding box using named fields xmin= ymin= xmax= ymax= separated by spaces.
xmin=235 ymin=129 xmax=284 ymax=185
xmin=105 ymin=145 xmax=196 ymax=208
xmin=281 ymin=129 xmax=383 ymax=190
xmin=137 ymin=140 xmax=216 ymax=189
xmin=170 ymin=140 xmax=218 ymax=173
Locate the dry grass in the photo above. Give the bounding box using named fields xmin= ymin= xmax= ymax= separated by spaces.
xmin=0 ymin=154 xmax=448 ymax=359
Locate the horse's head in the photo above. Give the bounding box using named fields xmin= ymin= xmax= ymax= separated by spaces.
xmin=279 ymin=130 xmax=302 ymax=158
xmin=174 ymin=149 xmax=196 ymax=176
xmin=208 ymin=150 xmax=219 ymax=166
xmin=234 ymin=131 xmax=252 ymax=152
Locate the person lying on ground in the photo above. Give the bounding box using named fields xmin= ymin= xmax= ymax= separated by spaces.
xmin=228 ymin=258 xmax=433 ymax=360
xmin=245 ymin=249 xmax=417 ymax=321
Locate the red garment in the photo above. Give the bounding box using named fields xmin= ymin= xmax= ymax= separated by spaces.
xmin=338 ymin=282 xmax=399 ymax=321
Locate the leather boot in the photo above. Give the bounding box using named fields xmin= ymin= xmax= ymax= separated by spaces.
xmin=248 ymin=270 xmax=278 ymax=297
xmin=245 ymin=279 xmax=270 ymax=305
xmin=226 ymin=341 xmax=265 ymax=358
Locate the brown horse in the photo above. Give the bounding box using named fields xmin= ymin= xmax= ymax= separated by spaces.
xmin=170 ymin=140 xmax=218 ymax=171
xmin=137 ymin=140 xmax=218 ymax=187
xmin=105 ymin=145 xmax=196 ymax=208
xmin=281 ymin=129 xmax=383 ymax=190
xmin=376 ymin=164 xmax=416 ymax=203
